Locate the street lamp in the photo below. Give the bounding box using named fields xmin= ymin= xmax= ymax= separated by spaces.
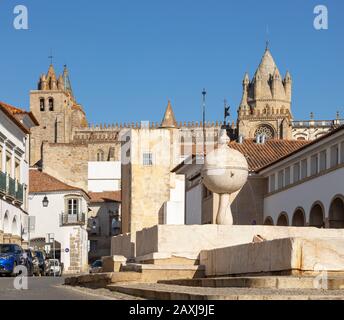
xmin=42 ymin=196 xmax=49 ymax=207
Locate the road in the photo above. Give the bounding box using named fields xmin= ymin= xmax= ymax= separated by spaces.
xmin=0 ymin=276 xmax=119 ymax=300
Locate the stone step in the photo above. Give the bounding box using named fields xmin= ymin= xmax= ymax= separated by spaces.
xmin=159 ymin=276 xmax=344 ymax=290
xmin=120 ymin=264 xmax=205 ymax=282
xmin=107 ymin=283 xmax=344 ymax=300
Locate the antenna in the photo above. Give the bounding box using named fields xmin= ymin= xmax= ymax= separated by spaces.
xmin=48 ymin=49 xmax=54 ymax=65
xmin=224 ymin=99 xmax=230 ymax=126
xmin=202 ymin=88 xmax=207 ymax=157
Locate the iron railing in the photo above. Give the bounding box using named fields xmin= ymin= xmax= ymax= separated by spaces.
xmin=0 ymin=171 xmax=24 ymax=204
xmin=60 ymin=213 xmax=86 ymax=227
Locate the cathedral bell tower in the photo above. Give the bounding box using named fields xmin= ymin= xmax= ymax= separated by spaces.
xmin=29 ymin=64 xmax=87 ymax=166
xmin=237 ymin=46 xmax=293 ymax=140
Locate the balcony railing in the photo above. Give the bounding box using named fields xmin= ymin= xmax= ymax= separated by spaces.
xmin=60 ymin=213 xmax=86 ymax=227
xmin=0 ymin=171 xmax=24 ymax=204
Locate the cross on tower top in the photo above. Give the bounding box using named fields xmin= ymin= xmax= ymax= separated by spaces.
xmin=48 ymin=50 xmax=54 ymax=65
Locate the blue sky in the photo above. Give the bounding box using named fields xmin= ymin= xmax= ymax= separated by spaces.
xmin=0 ymin=0 xmax=343 ymax=124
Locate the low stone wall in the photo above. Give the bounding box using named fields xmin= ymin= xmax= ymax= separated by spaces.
xmin=0 ymin=231 xmax=3 ymax=244
xmin=135 ymin=225 xmax=344 ymax=259
xmin=111 ymin=233 xmax=135 ymax=259
xmin=201 ymin=237 xmax=344 ymax=277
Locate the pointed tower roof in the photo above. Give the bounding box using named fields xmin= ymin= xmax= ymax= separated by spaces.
xmin=62 ymin=65 xmax=74 ymax=97
xmin=47 ymin=64 xmax=57 ymax=79
xmin=160 ymin=101 xmax=178 ymax=128
xmin=257 ymin=48 xmax=279 ymax=80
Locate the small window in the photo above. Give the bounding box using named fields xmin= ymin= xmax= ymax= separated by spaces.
xmin=48 ymin=98 xmax=54 ymax=111
xmin=68 ymin=199 xmax=79 ymax=215
xmin=293 ymin=163 xmax=300 ymax=183
xmin=278 ymin=170 xmax=284 ymax=189
xmin=331 ymin=145 xmax=339 ymax=168
xmin=311 ymin=154 xmax=319 ymax=176
xmin=319 ymin=150 xmax=327 ymax=172
xmin=301 ymin=159 xmax=308 ymax=180
xmin=14 ymin=159 xmax=20 ymax=182
xmin=40 ymin=98 xmax=45 ymax=111
xmin=269 ymin=174 xmax=276 ymax=193
xmin=143 ymin=152 xmax=153 ymax=166
xmin=285 ymin=167 xmax=291 ymax=186
xmin=97 ymin=150 xmax=105 ymax=162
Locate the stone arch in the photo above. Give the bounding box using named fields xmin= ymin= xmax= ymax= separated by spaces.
xmin=309 ymin=202 xmax=325 ymax=228
xmin=3 ymin=211 xmax=10 ymax=234
xmin=11 ymin=216 xmax=19 ymax=236
xmin=292 ymin=208 xmax=306 ymax=227
xmin=277 ymin=212 xmax=289 ymax=226
xmin=329 ymin=195 xmax=344 ymax=229
xmin=264 ymin=216 xmax=274 ymax=226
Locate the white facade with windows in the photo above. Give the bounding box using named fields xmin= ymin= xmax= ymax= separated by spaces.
xmin=28 ymin=169 xmax=90 ymax=274
xmin=261 ymin=126 xmax=344 ymax=228
xmin=0 ymin=104 xmax=37 ymax=246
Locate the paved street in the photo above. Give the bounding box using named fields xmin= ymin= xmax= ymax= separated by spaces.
xmin=0 ymin=276 xmax=134 ymax=300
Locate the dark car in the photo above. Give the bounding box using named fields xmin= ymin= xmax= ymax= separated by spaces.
xmin=0 ymin=244 xmax=25 ymax=277
xmin=25 ymin=249 xmax=38 ymax=277
xmin=34 ymin=250 xmax=47 ymax=276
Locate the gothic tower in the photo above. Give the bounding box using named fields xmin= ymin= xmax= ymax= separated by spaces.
xmin=237 ymin=47 xmax=293 ymax=140
xmin=29 ymin=64 xmax=87 ymax=165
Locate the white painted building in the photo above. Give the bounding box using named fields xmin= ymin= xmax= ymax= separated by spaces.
xmin=260 ymin=126 xmax=344 ymax=228
xmin=0 ymin=102 xmax=38 ymax=246
xmin=28 ymin=169 xmax=89 ymax=274
xmin=88 ymin=161 xmax=121 ymax=192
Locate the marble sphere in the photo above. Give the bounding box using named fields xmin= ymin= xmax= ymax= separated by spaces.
xmin=202 ymin=130 xmax=249 ymax=225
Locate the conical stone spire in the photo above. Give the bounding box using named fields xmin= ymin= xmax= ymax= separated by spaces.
xmin=160 ymin=100 xmax=178 ymax=128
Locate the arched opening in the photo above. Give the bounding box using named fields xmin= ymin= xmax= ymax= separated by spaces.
xmin=49 ymin=98 xmax=54 ymax=111
xmin=277 ymin=213 xmax=289 ymax=226
xmin=292 ymin=208 xmax=306 ymax=227
xmin=40 ymin=98 xmax=45 ymax=111
xmin=11 ymin=217 xmax=18 ymax=236
xmin=329 ymin=196 xmax=344 ymax=229
xmin=97 ymin=150 xmax=105 ymax=162
xmin=309 ymin=203 xmax=325 ymax=228
xmin=264 ymin=217 xmax=274 ymax=226
xmin=3 ymin=211 xmax=10 ymax=234
xmin=254 ymin=124 xmax=275 ymax=140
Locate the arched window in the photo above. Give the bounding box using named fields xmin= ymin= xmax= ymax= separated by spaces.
xmin=329 ymin=196 xmax=344 ymax=229
xmin=97 ymin=150 xmax=105 ymax=162
xmin=3 ymin=211 xmax=10 ymax=234
xmin=40 ymin=98 xmax=45 ymax=111
xmin=309 ymin=202 xmax=325 ymax=228
xmin=264 ymin=217 xmax=274 ymax=226
xmin=255 ymin=124 xmax=275 ymax=140
xmin=48 ymin=98 xmax=54 ymax=111
xmin=277 ymin=213 xmax=289 ymax=226
xmin=292 ymin=208 xmax=306 ymax=227
xmin=11 ymin=217 xmax=18 ymax=236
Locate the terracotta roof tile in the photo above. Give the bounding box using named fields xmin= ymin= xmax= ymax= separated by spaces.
xmin=229 ymin=139 xmax=310 ymax=172
xmin=89 ymin=191 xmax=121 ymax=203
xmin=29 ymin=169 xmax=85 ymax=194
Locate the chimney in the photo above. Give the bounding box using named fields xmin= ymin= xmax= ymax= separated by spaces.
xmin=238 ymin=135 xmax=244 ymax=144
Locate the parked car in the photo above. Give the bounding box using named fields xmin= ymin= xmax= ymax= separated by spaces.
xmin=26 ymin=250 xmax=40 ymax=276
xmin=23 ymin=249 xmax=35 ymax=277
xmin=0 ymin=244 xmax=25 ymax=277
xmin=47 ymin=259 xmax=62 ymax=277
xmin=34 ymin=250 xmax=47 ymax=276
xmin=89 ymin=260 xmax=102 ymax=274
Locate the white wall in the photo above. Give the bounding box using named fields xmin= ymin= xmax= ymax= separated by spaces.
xmin=264 ymin=167 xmax=344 ymax=224
xmin=186 ymin=185 xmax=202 ymax=225
xmin=164 ymin=174 xmax=185 ymax=225
xmin=29 ymin=191 xmax=89 ymax=271
xmin=88 ymin=161 xmax=121 ymax=192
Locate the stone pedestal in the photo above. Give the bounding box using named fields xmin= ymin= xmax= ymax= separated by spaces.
xmin=111 ymin=225 xmax=344 ymax=264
